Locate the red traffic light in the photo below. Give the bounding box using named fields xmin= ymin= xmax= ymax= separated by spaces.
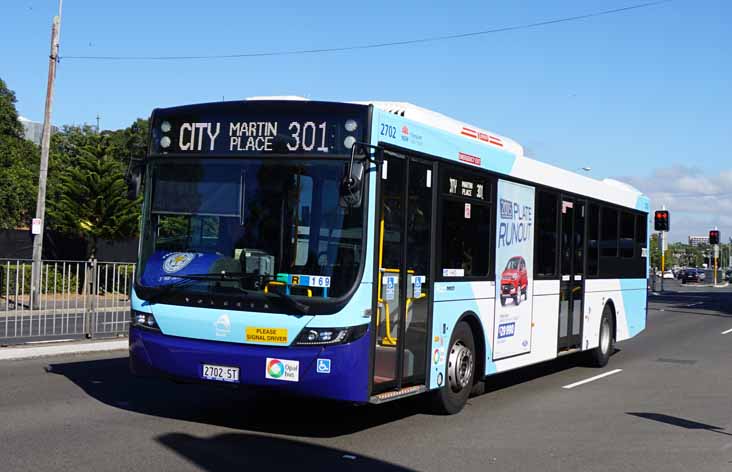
xmin=654 ymin=210 xmax=670 ymax=231
xmin=709 ymin=230 xmax=720 ymax=245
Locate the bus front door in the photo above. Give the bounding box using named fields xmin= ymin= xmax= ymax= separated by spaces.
xmin=558 ymin=198 xmax=586 ymax=351
xmin=372 ymin=151 xmax=434 ymax=394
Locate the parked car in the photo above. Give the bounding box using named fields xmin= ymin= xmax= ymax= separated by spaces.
xmin=662 ymin=270 xmax=674 ymax=279
xmin=500 ymin=256 xmax=528 ymax=306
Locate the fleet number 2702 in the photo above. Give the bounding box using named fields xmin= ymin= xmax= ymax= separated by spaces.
xmin=380 ymin=124 xmax=397 ymax=138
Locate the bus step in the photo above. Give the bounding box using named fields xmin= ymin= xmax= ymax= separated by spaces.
xmin=557 ymin=347 xmax=582 ymax=356
xmin=369 ymin=385 xmax=427 ymax=404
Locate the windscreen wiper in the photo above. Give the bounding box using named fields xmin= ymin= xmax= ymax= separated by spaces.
xmin=144 ymin=277 xmax=201 ymax=304
xmin=265 ymin=289 xmax=310 ymax=315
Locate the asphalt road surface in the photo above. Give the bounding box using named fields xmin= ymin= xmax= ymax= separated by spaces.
xmin=1 ymin=280 xmax=730 ymax=471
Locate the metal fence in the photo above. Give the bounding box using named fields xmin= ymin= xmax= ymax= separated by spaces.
xmin=0 ymin=259 xmax=134 ymax=343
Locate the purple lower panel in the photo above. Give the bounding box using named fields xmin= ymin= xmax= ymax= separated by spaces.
xmin=129 ymin=327 xmax=370 ymax=403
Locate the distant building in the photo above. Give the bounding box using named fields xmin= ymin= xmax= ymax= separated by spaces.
xmin=688 ymin=235 xmax=707 ymax=247
xmin=18 ymin=116 xmax=57 ymax=145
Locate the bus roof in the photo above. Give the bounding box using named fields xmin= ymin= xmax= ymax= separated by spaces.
xmin=241 ymin=97 xmax=647 ymax=211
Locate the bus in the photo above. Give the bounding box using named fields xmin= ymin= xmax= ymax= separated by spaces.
xmin=128 ymin=98 xmax=649 ymax=414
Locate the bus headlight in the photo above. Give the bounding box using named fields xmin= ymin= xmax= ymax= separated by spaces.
xmin=131 ymin=309 xmax=160 ymax=331
xmin=294 ymin=324 xmax=368 ymax=346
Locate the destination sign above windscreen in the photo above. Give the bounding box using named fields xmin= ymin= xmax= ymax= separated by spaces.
xmin=150 ymin=103 xmax=367 ymax=156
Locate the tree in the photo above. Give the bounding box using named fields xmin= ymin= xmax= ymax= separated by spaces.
xmin=0 ymin=77 xmax=40 ymax=229
xmin=47 ymin=138 xmax=140 ymax=257
xmin=0 ymin=78 xmax=23 ymax=138
xmin=105 ymin=118 xmax=149 ymax=167
xmin=0 ymin=135 xmax=39 ymax=229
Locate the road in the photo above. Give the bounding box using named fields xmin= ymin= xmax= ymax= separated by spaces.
xmin=0 ymin=280 xmax=730 ymax=471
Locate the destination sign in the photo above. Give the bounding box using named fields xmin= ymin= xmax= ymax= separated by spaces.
xmin=150 ymin=102 xmax=368 ymax=156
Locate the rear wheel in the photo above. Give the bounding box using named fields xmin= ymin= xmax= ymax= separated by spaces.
xmin=430 ymin=321 xmax=476 ymax=415
xmin=587 ymin=306 xmax=614 ymax=367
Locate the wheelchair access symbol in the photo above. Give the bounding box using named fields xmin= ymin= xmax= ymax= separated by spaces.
xmin=316 ymin=358 xmax=331 ymax=374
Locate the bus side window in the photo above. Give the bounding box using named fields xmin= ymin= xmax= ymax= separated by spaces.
xmin=535 ymin=191 xmax=559 ymax=278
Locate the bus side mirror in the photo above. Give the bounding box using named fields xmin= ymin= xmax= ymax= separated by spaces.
xmin=340 ymin=144 xmax=367 ymax=208
xmin=125 ymin=158 xmax=144 ymax=200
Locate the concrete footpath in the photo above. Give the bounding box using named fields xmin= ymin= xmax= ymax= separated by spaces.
xmin=0 ymin=338 xmax=128 ymax=361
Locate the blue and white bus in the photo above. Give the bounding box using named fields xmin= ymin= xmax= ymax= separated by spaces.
xmin=129 ymin=98 xmax=649 ymax=413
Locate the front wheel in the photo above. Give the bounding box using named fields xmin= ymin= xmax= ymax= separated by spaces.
xmin=587 ymin=307 xmax=614 ymax=367
xmin=430 ymin=321 xmax=476 ymax=415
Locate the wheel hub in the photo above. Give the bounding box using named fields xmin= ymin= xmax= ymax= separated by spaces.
xmin=447 ymin=341 xmax=473 ymax=392
xmin=600 ymin=318 xmax=611 ymax=354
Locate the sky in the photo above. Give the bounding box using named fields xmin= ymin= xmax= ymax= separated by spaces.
xmin=2 ymin=0 xmax=730 ymax=242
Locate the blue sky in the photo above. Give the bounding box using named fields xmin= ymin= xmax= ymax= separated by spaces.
xmin=2 ymin=0 xmax=731 ymax=242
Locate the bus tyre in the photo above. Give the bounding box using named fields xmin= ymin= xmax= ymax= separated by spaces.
xmin=588 ymin=307 xmax=614 ymax=367
xmin=431 ymin=321 xmax=475 ymax=415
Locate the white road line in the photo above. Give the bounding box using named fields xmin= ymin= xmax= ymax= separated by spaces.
xmin=721 ymin=328 xmax=732 ymax=335
xmin=562 ymin=369 xmax=623 ymax=389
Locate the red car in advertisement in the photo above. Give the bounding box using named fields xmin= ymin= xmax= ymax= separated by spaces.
xmin=500 ymin=256 xmax=528 ymax=306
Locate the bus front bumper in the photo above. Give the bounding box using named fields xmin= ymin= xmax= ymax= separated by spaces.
xmin=129 ymin=326 xmax=370 ymax=403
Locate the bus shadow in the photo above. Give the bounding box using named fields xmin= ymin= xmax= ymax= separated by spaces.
xmin=156 ymin=432 xmax=415 ymax=471
xmin=46 ymin=356 xmax=423 ymax=438
xmin=476 ymin=350 xmax=611 ymax=396
xmin=48 ymin=351 xmax=603 ymax=438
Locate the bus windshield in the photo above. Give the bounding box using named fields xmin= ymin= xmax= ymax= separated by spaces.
xmin=136 ymin=158 xmax=364 ymax=308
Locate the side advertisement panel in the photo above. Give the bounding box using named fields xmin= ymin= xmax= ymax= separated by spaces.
xmin=493 ymin=180 xmax=535 ymax=360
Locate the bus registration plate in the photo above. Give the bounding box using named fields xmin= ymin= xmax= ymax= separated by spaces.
xmin=202 ymin=364 xmax=240 ymax=383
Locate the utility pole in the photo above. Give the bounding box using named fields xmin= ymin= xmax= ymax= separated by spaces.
xmin=96 ymin=114 xmax=100 ymax=133
xmin=31 ymin=0 xmax=62 ymax=309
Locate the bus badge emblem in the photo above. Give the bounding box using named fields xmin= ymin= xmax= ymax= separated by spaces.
xmin=163 ymin=252 xmax=195 ymax=274
xmin=214 ymin=314 xmax=231 ymax=337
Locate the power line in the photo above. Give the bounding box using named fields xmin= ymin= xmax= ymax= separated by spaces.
xmin=60 ymin=0 xmax=672 ymax=61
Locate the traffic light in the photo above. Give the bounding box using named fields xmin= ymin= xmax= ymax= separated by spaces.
xmin=654 ymin=210 xmax=670 ymax=231
xmin=709 ymin=229 xmax=720 ymax=245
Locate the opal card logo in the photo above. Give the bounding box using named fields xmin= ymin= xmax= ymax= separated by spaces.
xmin=401 ymin=125 xmax=409 ymax=142
xmin=265 ymin=358 xmax=299 ymax=382
xmin=162 ymin=252 xmax=195 ymax=274
xmin=497 ymin=322 xmax=516 ymax=339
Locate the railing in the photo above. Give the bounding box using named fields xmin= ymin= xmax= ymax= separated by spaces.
xmin=0 ymin=259 xmax=134 ymax=343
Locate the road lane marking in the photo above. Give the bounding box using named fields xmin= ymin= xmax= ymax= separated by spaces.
xmin=562 ymin=369 xmax=623 ymax=389
xmin=722 ymin=328 xmax=732 ymax=335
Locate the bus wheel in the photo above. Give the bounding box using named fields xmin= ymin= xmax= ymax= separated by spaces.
xmin=587 ymin=306 xmax=614 ymax=367
xmin=431 ymin=321 xmax=475 ymax=415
